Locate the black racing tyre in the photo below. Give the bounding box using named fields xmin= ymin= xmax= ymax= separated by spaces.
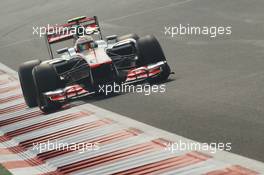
xmin=18 ymin=60 xmax=41 ymax=107
xmin=117 ymin=33 xmax=139 ymax=41
xmin=136 ymin=35 xmax=166 ymax=66
xmin=137 ymin=35 xmax=171 ymax=83
xmin=33 ymin=63 xmax=63 ymax=113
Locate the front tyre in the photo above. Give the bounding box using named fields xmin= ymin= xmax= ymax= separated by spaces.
xmin=137 ymin=35 xmax=171 ymax=83
xmin=18 ymin=60 xmax=41 ymax=107
xmin=33 ymin=63 xmax=63 ymax=113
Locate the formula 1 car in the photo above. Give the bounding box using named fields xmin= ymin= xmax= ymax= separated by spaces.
xmin=18 ymin=16 xmax=172 ymax=113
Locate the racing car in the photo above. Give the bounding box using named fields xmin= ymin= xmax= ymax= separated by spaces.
xmin=18 ymin=16 xmax=172 ymax=113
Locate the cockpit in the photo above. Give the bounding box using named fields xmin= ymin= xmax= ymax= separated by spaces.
xmin=75 ymin=36 xmax=98 ymax=53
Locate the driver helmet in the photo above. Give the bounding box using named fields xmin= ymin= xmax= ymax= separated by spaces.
xmin=75 ymin=36 xmax=94 ymax=53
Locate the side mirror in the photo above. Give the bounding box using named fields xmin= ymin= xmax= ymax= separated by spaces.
xmin=56 ymin=47 xmax=68 ymax=54
xmin=106 ymin=35 xmax=117 ymax=43
xmin=56 ymin=47 xmax=77 ymax=57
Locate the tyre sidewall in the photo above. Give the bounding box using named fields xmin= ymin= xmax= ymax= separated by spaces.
xmin=18 ymin=59 xmax=41 ymax=107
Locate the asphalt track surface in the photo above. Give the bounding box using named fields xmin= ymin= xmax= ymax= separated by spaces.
xmin=0 ymin=0 xmax=264 ymax=162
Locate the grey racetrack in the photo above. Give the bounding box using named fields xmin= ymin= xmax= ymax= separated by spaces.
xmin=0 ymin=0 xmax=264 ymax=162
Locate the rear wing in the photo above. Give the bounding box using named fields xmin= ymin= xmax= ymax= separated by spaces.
xmin=44 ymin=16 xmax=103 ymax=59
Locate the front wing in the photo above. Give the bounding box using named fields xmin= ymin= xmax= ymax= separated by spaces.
xmin=43 ymin=61 xmax=167 ymax=102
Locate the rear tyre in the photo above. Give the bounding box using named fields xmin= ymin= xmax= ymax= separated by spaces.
xmin=18 ymin=60 xmax=41 ymax=107
xmin=33 ymin=63 xmax=63 ymax=113
xmin=136 ymin=35 xmax=171 ymax=83
xmin=117 ymin=33 xmax=139 ymax=41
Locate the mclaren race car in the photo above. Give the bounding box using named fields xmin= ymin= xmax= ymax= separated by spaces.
xmin=18 ymin=16 xmax=172 ymax=113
